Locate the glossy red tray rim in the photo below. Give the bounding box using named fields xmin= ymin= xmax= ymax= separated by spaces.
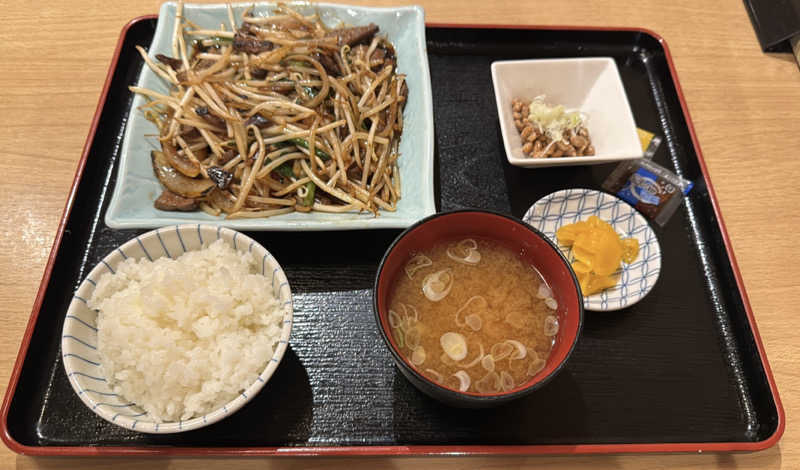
xmin=0 ymin=15 xmax=785 ymax=457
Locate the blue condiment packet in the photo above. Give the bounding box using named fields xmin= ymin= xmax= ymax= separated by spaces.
xmin=602 ymin=158 xmax=693 ymax=226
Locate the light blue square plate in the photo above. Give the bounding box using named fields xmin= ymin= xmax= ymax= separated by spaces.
xmin=105 ymin=2 xmax=435 ymax=231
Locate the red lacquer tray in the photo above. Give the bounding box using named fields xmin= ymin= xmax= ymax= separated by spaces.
xmin=0 ymin=16 xmax=784 ymax=456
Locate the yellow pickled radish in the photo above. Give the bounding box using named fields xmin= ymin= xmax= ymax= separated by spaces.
xmin=576 ymin=228 xmax=621 ymax=276
xmin=592 ymin=233 xmax=623 ymax=276
xmin=622 ymin=238 xmax=640 ymax=264
xmin=576 ymin=271 xmax=591 ymax=294
xmin=571 ymin=260 xmax=592 ymax=273
xmin=585 ymin=274 xmax=619 ymax=295
xmin=556 ymin=220 xmax=590 ymax=245
xmin=572 ymin=244 xmax=595 ymax=266
xmin=587 ymin=215 xmax=604 ymax=228
xmin=557 ymin=216 xmax=640 ymax=296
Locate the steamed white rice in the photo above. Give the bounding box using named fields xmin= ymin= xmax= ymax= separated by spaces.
xmin=88 ymin=239 xmax=284 ymax=422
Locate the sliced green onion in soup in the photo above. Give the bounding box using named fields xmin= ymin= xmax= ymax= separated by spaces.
xmin=443 ymin=373 xmax=461 ymax=390
xmin=405 ymin=327 xmax=421 ymax=350
xmin=404 ymin=303 xmax=419 ymax=322
xmin=506 ymin=339 xmax=527 ymax=360
xmin=392 ymin=327 xmax=405 ymax=349
xmin=388 ymin=309 xmax=402 ymax=329
xmin=544 ymin=315 xmax=559 ymax=336
xmin=528 ymin=358 xmax=546 ymax=376
xmin=455 ymin=295 xmax=487 ymax=327
xmin=440 ymin=332 xmax=468 ymax=361
xmin=476 ymin=371 xmax=500 ymax=394
xmin=440 ymin=352 xmax=456 ymax=366
xmin=411 ymin=346 xmax=426 ymax=365
xmin=500 ymin=371 xmax=515 ymax=392
xmin=537 ymin=283 xmax=553 ymax=300
xmin=453 ymin=370 xmax=471 ymax=392
xmin=425 ymin=368 xmax=444 ymax=383
xmin=528 ymin=348 xmax=540 ymax=363
xmin=405 ymin=254 xmax=432 ymax=280
xmin=481 ymin=354 xmax=495 ymax=372
xmin=423 ymin=269 xmax=454 ymax=302
xmin=465 ymin=314 xmax=482 ymax=331
xmin=458 ymin=343 xmax=484 ymax=368
xmin=446 ymin=239 xmax=481 ymax=265
xmin=490 ymin=341 xmax=514 ymax=361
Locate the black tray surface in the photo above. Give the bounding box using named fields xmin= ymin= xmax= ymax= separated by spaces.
xmin=5 ymin=20 xmax=779 ymax=449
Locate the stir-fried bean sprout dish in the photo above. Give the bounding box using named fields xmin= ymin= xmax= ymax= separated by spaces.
xmin=131 ymin=2 xmax=408 ymax=218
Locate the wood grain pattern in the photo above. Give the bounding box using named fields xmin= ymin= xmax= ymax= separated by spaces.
xmin=1 ymin=0 xmax=798 ymax=468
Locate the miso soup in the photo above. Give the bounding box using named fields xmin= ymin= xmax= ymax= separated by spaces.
xmin=388 ymin=238 xmax=559 ymax=394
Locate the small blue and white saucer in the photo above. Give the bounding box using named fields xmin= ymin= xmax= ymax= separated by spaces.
xmin=523 ymin=188 xmax=661 ymax=312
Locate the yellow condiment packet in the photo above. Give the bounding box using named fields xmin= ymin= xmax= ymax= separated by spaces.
xmin=636 ymin=127 xmax=662 ymax=158
xmin=637 ymin=128 xmax=654 ymax=150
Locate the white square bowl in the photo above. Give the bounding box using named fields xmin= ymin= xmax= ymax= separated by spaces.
xmin=491 ymin=58 xmax=642 ymax=167
xmin=105 ymin=2 xmax=434 ymax=231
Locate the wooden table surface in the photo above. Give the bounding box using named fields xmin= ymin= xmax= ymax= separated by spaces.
xmin=2 ymin=0 xmax=798 ymax=468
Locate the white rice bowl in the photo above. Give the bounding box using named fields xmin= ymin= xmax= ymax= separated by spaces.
xmin=62 ymin=225 xmax=293 ymax=433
